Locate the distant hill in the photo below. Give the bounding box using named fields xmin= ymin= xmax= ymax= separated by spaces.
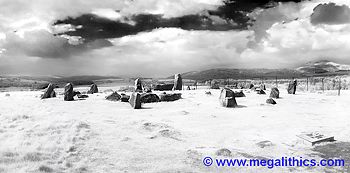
xmin=174 ymin=60 xmax=350 ymax=81
xmin=0 ymin=75 xmax=122 ymax=89
xmin=176 ymin=68 xmax=304 ymax=81
xmin=296 ymin=60 xmax=350 ymax=75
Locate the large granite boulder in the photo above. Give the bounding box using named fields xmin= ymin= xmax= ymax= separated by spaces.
xmin=134 ymin=78 xmax=143 ymax=92
xmin=154 ymin=84 xmax=174 ymax=91
xmin=140 ymin=93 xmax=160 ymax=103
xmin=129 ymin=92 xmax=142 ymax=109
xmin=64 ymin=83 xmax=74 ymax=101
xmin=266 ymin=98 xmax=277 ymax=105
xmin=87 ymin=84 xmax=98 ymax=94
xmin=106 ymin=92 xmax=121 ymax=101
xmin=173 ymin=74 xmax=182 ymax=90
xmin=41 ymin=83 xmax=56 ymax=99
xmin=121 ymin=94 xmax=130 ymax=102
xmin=159 ymin=93 xmax=182 ymax=102
xmin=287 ymin=80 xmax=297 ymax=94
xmin=270 ymin=87 xmax=280 ymax=99
xmin=219 ymin=88 xmax=237 ymax=108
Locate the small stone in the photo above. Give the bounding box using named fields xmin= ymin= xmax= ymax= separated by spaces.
xmin=106 ymin=92 xmax=121 ymax=101
xmin=266 ymin=98 xmax=277 ymax=105
xmin=216 ymin=148 xmax=232 ymax=157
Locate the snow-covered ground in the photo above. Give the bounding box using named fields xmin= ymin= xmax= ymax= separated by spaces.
xmin=0 ymin=87 xmax=349 ymax=172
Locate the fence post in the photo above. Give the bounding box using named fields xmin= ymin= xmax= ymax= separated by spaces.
xmin=275 ymin=76 xmax=278 ymax=87
xmin=322 ymin=78 xmax=325 ymax=92
xmin=338 ymin=77 xmax=341 ymax=96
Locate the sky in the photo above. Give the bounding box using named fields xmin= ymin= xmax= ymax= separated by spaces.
xmin=1 ymin=0 xmax=350 ymax=77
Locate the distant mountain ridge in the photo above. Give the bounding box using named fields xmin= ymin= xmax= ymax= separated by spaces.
xmin=296 ymin=60 xmax=350 ymax=74
xmin=177 ymin=60 xmax=350 ymax=81
xmin=178 ymin=68 xmax=303 ymax=81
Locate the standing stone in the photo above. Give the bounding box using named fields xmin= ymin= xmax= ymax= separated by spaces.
xmin=219 ymin=88 xmax=237 ymax=108
xmin=260 ymin=84 xmax=266 ymax=90
xmin=173 ymin=74 xmax=182 ymax=90
xmin=270 ymin=87 xmax=280 ymax=99
xmin=287 ymin=80 xmax=297 ymax=94
xmin=64 ymin=83 xmax=74 ymax=101
xmin=129 ymin=92 xmax=142 ymax=109
xmin=211 ymin=80 xmax=220 ymax=89
xmin=41 ymin=83 xmax=56 ymax=99
xmin=135 ymin=78 xmax=143 ymax=92
xmin=87 ymin=84 xmax=98 ymax=94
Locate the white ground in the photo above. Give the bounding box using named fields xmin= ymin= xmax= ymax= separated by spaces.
xmin=0 ymin=86 xmax=349 ymax=173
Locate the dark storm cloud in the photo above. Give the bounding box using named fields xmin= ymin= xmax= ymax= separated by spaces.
xmin=209 ymin=0 xmax=303 ymax=25
xmin=53 ymin=0 xmax=305 ymax=42
xmin=311 ymin=3 xmax=350 ymax=25
xmin=53 ymin=13 xmax=240 ymax=42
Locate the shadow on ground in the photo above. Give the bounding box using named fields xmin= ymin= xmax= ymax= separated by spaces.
xmin=311 ymin=142 xmax=350 ymax=172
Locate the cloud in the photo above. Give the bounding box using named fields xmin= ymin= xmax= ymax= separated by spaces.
xmin=1 ymin=30 xmax=113 ymax=58
xmin=53 ymin=13 xmax=240 ymax=42
xmin=3 ymin=0 xmax=350 ymax=77
xmin=0 ymin=28 xmax=251 ymax=76
xmin=248 ymin=2 xmax=303 ymax=45
xmin=311 ymin=2 xmax=350 ymax=25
